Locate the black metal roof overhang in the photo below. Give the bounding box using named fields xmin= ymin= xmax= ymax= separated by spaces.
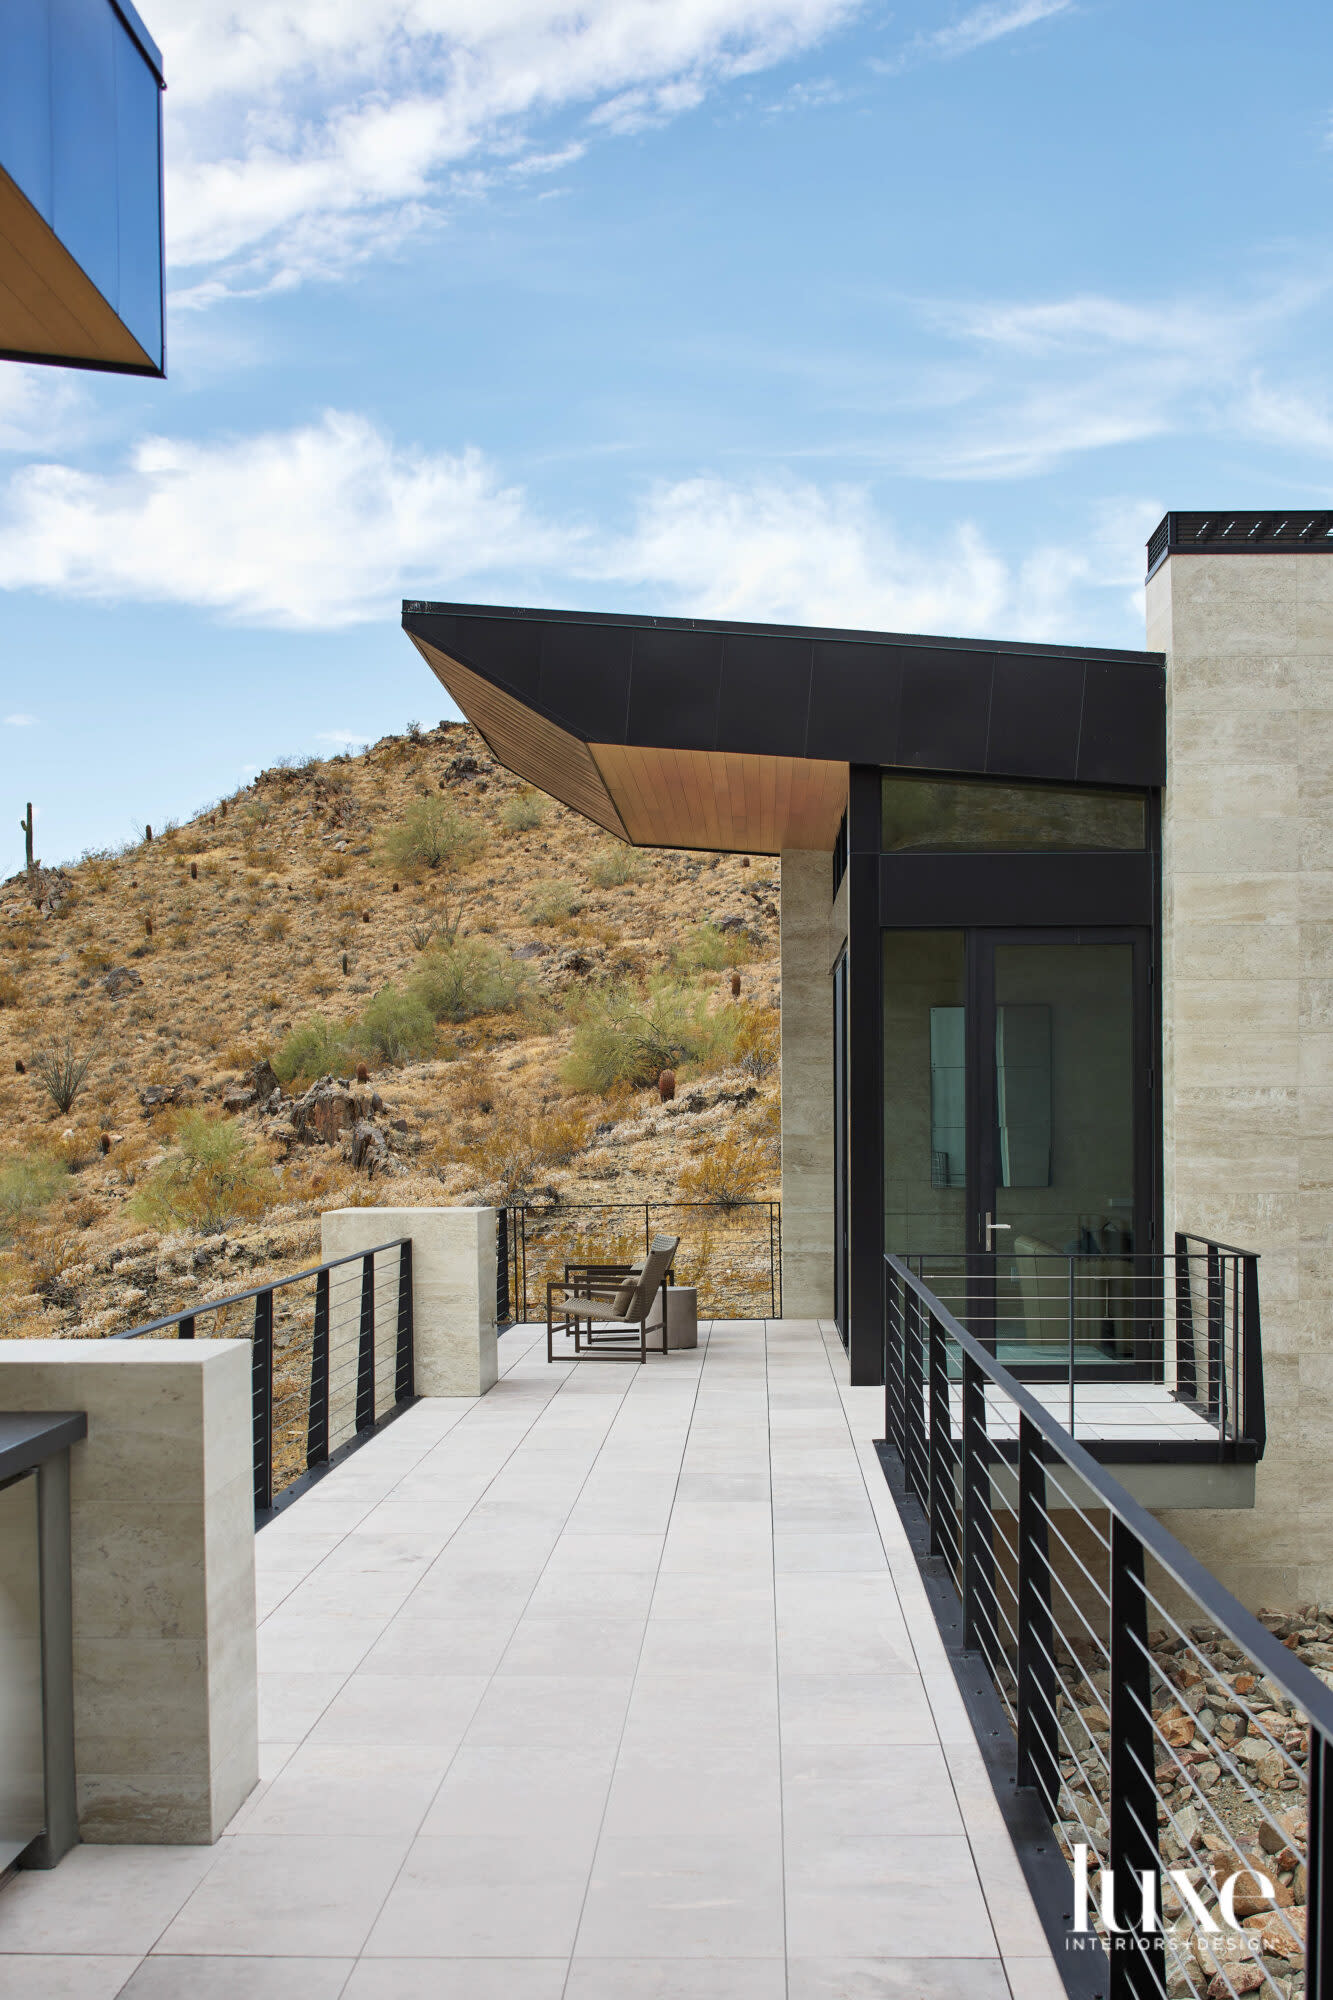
xmin=403 ymin=601 xmax=1165 ymax=852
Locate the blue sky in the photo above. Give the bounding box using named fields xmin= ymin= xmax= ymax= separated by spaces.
xmin=3 ymin=0 xmax=1332 ymax=876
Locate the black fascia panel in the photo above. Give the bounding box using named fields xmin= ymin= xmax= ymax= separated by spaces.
xmin=716 ymin=634 xmax=814 ymax=756
xmin=402 ymin=603 xmax=1165 ymax=788
xmin=807 ymin=642 xmax=903 ymax=763
xmin=878 ymin=852 xmax=1154 ymax=928
xmin=897 ymin=649 xmax=993 ymax=771
xmin=1076 ymin=661 xmax=1166 ymax=785
xmin=985 ymin=654 xmax=1085 ymax=779
xmin=626 ymin=626 xmax=724 ymax=752
xmin=539 ymin=620 xmax=633 ymax=739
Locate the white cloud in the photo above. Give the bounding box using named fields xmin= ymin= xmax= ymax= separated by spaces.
xmin=0 ymin=413 xmax=576 ymax=628
xmin=159 ymin=0 xmax=858 ymax=294
xmin=317 ymin=730 xmax=371 ymax=746
xmin=4 ymin=714 xmax=39 ymax=727
xmin=924 ymin=0 xmax=1072 ymax=59
xmin=0 ymin=409 xmax=1152 ymax=644
xmin=0 ymin=368 xmax=87 ymax=455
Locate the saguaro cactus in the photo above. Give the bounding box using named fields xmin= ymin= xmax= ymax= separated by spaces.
xmin=19 ymin=802 xmax=34 ymax=875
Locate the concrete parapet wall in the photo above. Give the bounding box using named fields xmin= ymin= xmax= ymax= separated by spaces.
xmin=780 ymin=852 xmax=836 ymax=1317
xmin=0 ymin=1339 xmax=257 ymax=1843
xmin=1149 ymin=547 xmax=1333 ymax=1605
xmin=321 ymin=1206 xmax=498 ymax=1398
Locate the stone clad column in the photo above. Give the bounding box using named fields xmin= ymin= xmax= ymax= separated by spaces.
xmin=780 ymin=851 xmax=839 ymax=1317
xmin=321 ymin=1207 xmax=498 ymax=1398
xmin=0 ymin=1339 xmax=257 ymax=1843
xmin=1148 ymin=543 xmax=1333 ymax=1605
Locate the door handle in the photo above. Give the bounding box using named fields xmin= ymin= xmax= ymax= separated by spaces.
xmin=983 ymin=1212 xmax=1011 ymax=1250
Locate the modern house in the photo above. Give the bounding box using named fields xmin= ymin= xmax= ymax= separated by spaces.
xmin=404 ymin=509 xmax=1333 ymax=1607
xmin=0 ymin=0 xmax=165 ymax=376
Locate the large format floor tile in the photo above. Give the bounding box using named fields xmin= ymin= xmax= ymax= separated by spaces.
xmin=0 ymin=1318 xmax=1060 ymax=1999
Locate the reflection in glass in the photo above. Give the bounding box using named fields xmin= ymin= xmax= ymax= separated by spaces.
xmin=994 ymin=942 xmax=1136 ymax=1363
xmin=881 ymin=774 xmax=1146 ymax=853
xmin=884 ymin=932 xmax=966 ymax=1257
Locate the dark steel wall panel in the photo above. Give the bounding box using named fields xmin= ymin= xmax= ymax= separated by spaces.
xmin=877 ymin=853 xmax=1154 ymax=929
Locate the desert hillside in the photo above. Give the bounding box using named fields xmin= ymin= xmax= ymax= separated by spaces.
xmin=0 ymin=722 xmax=781 ymax=1338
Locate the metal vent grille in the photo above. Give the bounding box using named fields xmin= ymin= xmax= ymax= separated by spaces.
xmin=1147 ymin=510 xmax=1333 ymax=577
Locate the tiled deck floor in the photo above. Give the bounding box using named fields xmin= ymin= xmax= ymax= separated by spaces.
xmin=0 ymin=1318 xmax=1065 ymax=2000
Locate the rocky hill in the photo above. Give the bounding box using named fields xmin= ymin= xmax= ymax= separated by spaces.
xmin=0 ymin=722 xmax=781 ymax=1338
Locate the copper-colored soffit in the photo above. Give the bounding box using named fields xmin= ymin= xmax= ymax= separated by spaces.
xmin=0 ymin=166 xmax=159 ymax=373
xmin=410 ymin=632 xmax=847 ymax=854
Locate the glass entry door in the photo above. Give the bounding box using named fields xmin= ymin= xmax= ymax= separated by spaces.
xmin=883 ymin=929 xmax=1150 ymax=1372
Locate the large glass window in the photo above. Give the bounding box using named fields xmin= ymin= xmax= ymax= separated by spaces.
xmin=881 ymin=774 xmax=1146 ymax=853
xmin=883 ymin=931 xmax=967 ymax=1257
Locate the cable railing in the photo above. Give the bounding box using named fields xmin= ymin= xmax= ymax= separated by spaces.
xmin=888 ymin=1235 xmax=1264 ymax=1460
xmin=114 ymin=1239 xmax=414 ymax=1520
xmin=500 ymin=1200 xmax=781 ymax=1325
xmin=882 ymin=1249 xmax=1328 ymax=2000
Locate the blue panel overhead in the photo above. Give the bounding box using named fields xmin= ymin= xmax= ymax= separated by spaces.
xmin=0 ymin=0 xmax=164 ymax=374
xmin=0 ymin=0 xmax=55 ymax=217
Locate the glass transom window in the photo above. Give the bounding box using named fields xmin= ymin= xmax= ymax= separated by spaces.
xmin=881 ymin=774 xmax=1147 ymax=853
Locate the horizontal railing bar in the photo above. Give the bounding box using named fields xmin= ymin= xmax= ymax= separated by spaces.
xmin=113 ymin=1240 xmax=410 ymax=1340
xmin=886 ymin=1252 xmax=1331 ymax=1736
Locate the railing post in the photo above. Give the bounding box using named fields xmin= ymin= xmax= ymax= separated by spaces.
xmin=306 ymin=1267 xmax=330 ymax=1466
xmin=1173 ymin=1232 xmax=1197 ymax=1400
xmin=496 ymin=1208 xmax=510 ymax=1328
xmin=356 ymin=1251 xmax=375 ymax=1434
xmin=252 ymin=1287 xmax=273 ymax=1515
xmin=1016 ymin=1416 xmax=1058 ymax=1823
xmin=1241 ymin=1252 xmax=1265 ymax=1454
xmin=1108 ymin=1517 xmax=1164 ymax=1999
xmin=960 ymin=1350 xmax=992 ymax=1652
xmin=178 ymin=1314 xmax=195 ymax=1340
xmin=1206 ymin=1242 xmax=1222 ymax=1423
xmin=1307 ymin=1726 xmax=1332 ymax=2000
xmin=395 ymin=1238 xmax=414 ymax=1403
xmin=927 ymin=1312 xmax=951 ymax=1563
xmin=903 ymin=1286 xmax=927 ymax=1511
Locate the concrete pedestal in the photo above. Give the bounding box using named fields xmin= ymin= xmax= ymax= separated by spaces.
xmin=0 ymin=1340 xmax=257 ymax=1844
xmin=321 ymin=1207 xmax=498 ymax=1398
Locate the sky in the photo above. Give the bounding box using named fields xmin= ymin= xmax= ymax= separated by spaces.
xmin=3 ymin=0 xmax=1332 ymax=876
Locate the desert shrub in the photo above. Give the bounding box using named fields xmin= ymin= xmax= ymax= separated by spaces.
xmin=130 ymin=1114 xmax=277 ymax=1234
xmin=30 ymin=1035 xmax=100 ymax=1114
xmin=10 ymin=1219 xmax=82 ymax=1293
xmin=677 ymin=1131 xmax=769 ymax=1206
xmin=355 ymin=985 xmax=435 ymax=1064
xmin=525 ymin=880 xmax=581 ymax=927
xmin=586 ymin=841 xmax=645 ymax=888
xmin=381 ymin=798 xmax=484 ymax=877
xmin=0 ymin=1154 xmax=67 ymax=1237
xmin=733 ymin=1004 xmax=780 ymax=1079
xmin=0 ymin=973 xmax=21 ymax=1008
xmin=262 ymin=912 xmax=289 ymax=941
xmin=410 ymin=941 xmax=527 ymax=1023
xmin=533 ymin=1102 xmax=597 ymax=1166
xmin=676 ymin=921 xmax=748 ymax=973
xmin=274 ymin=1016 xmax=355 ymax=1085
xmin=561 ymin=979 xmax=727 ymax=1094
xmin=501 ymin=791 xmax=546 ymax=833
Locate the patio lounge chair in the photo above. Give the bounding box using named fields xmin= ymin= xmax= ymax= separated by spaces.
xmin=546 ymin=1234 xmax=680 ymax=1364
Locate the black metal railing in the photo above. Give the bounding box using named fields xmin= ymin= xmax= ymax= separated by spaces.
xmin=888 ymin=1237 xmax=1264 ymax=1461
xmin=1146 ymin=510 xmax=1333 ymax=578
xmin=114 ymin=1239 xmax=414 ymax=1520
xmin=882 ymin=1249 xmax=1329 ymax=2000
xmin=501 ymin=1200 xmax=781 ymax=1324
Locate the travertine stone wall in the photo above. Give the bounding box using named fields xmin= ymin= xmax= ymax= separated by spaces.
xmin=0 ymin=1339 xmax=257 ymax=1842
xmin=1149 ymin=549 xmax=1333 ymax=1605
xmin=322 ymin=1207 xmax=498 ymax=1396
xmin=780 ymin=852 xmax=837 ymax=1316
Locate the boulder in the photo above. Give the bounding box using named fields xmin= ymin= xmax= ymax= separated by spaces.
xmin=289 ymin=1075 xmax=371 ymax=1145
xmin=102 ymin=966 xmax=143 ymax=998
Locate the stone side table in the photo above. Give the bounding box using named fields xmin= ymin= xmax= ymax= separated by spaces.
xmin=648 ymin=1285 xmax=698 ymax=1350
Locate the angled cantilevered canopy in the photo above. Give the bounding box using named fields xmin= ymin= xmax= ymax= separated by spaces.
xmin=402 ymin=602 xmax=1165 ymax=854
